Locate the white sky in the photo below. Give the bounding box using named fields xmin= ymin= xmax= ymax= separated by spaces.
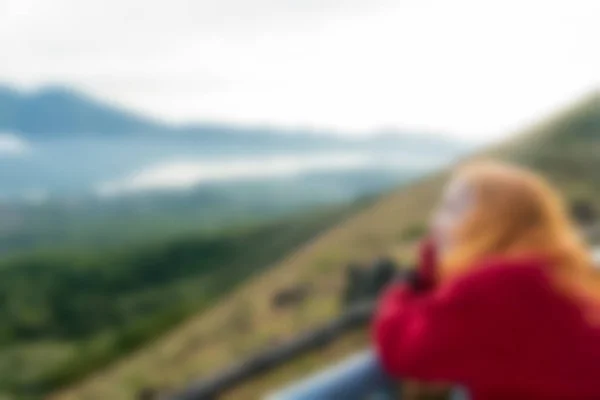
xmin=0 ymin=0 xmax=598 ymax=142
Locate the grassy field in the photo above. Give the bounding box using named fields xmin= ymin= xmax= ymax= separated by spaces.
xmin=52 ymin=91 xmax=599 ymax=400
xmin=0 ymin=204 xmax=360 ymax=400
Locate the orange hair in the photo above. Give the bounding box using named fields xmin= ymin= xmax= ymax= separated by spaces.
xmin=439 ymin=161 xmax=599 ymax=303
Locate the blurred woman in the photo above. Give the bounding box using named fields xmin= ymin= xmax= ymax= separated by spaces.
xmin=374 ymin=161 xmax=600 ymax=400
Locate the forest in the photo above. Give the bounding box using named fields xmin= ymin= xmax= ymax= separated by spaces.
xmin=0 ymin=204 xmax=356 ymax=398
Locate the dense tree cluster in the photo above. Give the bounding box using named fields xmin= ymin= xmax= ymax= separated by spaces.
xmin=0 ymin=209 xmax=349 ymax=397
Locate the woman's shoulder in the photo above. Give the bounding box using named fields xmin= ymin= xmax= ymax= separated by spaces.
xmin=433 ymin=255 xmax=572 ymax=329
xmin=447 ymin=255 xmax=553 ymax=298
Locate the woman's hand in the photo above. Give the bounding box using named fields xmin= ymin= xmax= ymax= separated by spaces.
xmin=384 ymin=238 xmax=438 ymax=293
xmin=392 ymin=268 xmax=423 ymax=290
xmin=416 ymin=237 xmax=438 ymax=291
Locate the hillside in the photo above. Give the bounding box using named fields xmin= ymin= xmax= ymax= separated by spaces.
xmin=0 ymin=169 xmax=409 ymax=256
xmin=53 ymin=91 xmax=599 ymax=400
xmin=0 ymin=204 xmax=358 ymax=399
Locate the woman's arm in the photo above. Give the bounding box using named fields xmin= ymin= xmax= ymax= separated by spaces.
xmin=372 ymin=260 xmax=550 ymax=387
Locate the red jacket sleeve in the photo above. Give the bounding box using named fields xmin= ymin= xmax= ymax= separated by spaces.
xmin=372 ymin=259 xmax=559 ymax=388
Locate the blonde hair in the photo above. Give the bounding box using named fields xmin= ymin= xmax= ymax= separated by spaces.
xmin=440 ymin=161 xmax=599 ymax=303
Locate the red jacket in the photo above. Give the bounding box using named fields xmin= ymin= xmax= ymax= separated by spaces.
xmin=373 ymin=243 xmax=600 ymax=400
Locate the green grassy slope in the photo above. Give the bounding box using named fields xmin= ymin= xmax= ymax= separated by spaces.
xmin=0 ymin=205 xmax=356 ymax=399
xmin=54 ymin=91 xmax=599 ymax=400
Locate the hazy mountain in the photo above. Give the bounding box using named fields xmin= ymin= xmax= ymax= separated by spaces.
xmin=0 ymin=84 xmax=464 ymax=152
xmin=0 ymin=85 xmax=170 ymax=136
xmin=0 ymin=83 xmax=468 ymax=203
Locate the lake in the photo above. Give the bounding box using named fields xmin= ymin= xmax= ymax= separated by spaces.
xmin=0 ymin=134 xmax=462 ymax=201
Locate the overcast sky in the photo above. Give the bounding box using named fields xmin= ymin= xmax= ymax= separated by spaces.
xmin=0 ymin=0 xmax=598 ymax=141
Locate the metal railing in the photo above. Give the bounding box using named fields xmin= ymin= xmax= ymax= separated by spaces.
xmin=163 ymin=302 xmax=375 ymax=400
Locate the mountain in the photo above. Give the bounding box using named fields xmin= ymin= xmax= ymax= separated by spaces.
xmin=0 ymin=84 xmax=464 ymax=152
xmin=50 ymin=91 xmax=600 ymax=400
xmin=0 ymin=85 xmax=169 ymax=136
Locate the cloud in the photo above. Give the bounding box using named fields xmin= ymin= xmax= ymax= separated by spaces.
xmin=95 ymin=151 xmax=451 ymax=197
xmin=0 ymin=133 xmax=31 ymax=156
xmin=1 ymin=0 xmax=598 ymax=141
xmin=95 ymin=153 xmax=372 ymax=196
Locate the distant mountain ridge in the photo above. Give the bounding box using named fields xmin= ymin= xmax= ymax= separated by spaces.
xmin=0 ymin=84 xmax=463 ymax=150
xmin=0 ymin=85 xmax=170 ymax=136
